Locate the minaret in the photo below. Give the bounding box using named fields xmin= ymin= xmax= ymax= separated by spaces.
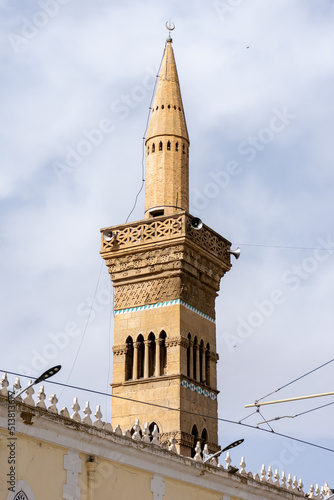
xmin=100 ymin=31 xmax=232 ymax=457
xmin=145 ymin=34 xmax=189 ymax=218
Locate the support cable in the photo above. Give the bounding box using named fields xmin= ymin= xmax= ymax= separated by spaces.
xmin=125 ymin=43 xmax=166 ymax=224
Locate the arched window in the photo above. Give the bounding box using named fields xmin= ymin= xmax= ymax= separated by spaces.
xmin=182 ymin=144 xmax=185 ymax=154
xmin=199 ymin=340 xmax=204 ymax=383
xmin=205 ymin=342 xmax=210 ymax=386
xmin=167 ymin=141 xmax=171 ymax=151
xmin=187 ymin=333 xmax=191 ymax=377
xmin=148 ymin=332 xmax=156 ymax=377
xmin=159 ymin=141 xmax=163 ymax=151
xmin=152 ymin=143 xmax=155 ymax=153
xmin=193 ymin=336 xmax=198 ymax=380
xmin=137 ymin=334 xmax=144 ymax=378
xmin=149 ymin=421 xmax=159 ymax=441
xmin=125 ymin=336 xmax=133 ymax=381
xmin=147 ymin=146 xmax=149 ymax=155
xmin=201 ymin=428 xmax=208 ymax=451
xmin=159 ymin=331 xmax=167 ymax=375
xmin=191 ymin=425 xmax=198 ymax=458
xmin=175 ymin=142 xmax=179 ymax=151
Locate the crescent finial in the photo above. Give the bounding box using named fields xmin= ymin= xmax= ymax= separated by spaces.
xmin=165 ymin=20 xmax=175 ymax=32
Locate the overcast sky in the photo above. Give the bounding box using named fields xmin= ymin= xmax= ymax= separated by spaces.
xmin=1 ymin=0 xmax=334 ymax=491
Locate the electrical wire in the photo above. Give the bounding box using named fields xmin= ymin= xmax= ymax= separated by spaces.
xmin=238 ymin=410 xmax=258 ymax=423
xmin=254 ymin=357 xmax=334 ymax=404
xmin=234 ymin=243 xmax=334 ymax=251
xmin=257 ymin=399 xmax=334 ymax=426
xmin=125 ymin=43 xmax=166 ymax=224
xmin=257 ymin=408 xmax=274 ymax=432
xmin=3 ymin=369 xmax=334 ymax=454
xmin=105 ymin=281 xmax=113 ymax=420
xmin=59 ymin=261 xmax=104 ymax=397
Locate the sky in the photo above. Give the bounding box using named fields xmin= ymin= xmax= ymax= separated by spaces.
xmin=1 ymin=0 xmax=334 ymax=492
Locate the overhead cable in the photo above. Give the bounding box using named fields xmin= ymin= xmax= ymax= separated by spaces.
xmin=3 ymin=369 xmax=334 ymax=454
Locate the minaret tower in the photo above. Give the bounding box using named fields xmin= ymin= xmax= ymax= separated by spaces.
xmin=100 ymin=29 xmax=232 ymax=457
xmin=145 ymin=31 xmax=189 ymax=218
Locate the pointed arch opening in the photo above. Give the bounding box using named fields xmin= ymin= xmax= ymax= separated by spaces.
xmin=201 ymin=428 xmax=208 ymax=451
xmin=159 ymin=141 xmax=163 ymax=151
xmin=149 ymin=421 xmax=159 ymax=441
xmin=148 ymin=332 xmax=156 ymax=377
xmin=125 ymin=336 xmax=133 ymax=381
xmin=193 ymin=336 xmax=198 ymax=381
xmin=167 ymin=141 xmax=171 ymax=151
xmin=152 ymin=143 xmax=155 ymax=153
xmin=205 ymin=342 xmax=210 ymax=386
xmin=159 ymin=331 xmax=167 ymax=375
xmin=186 ymin=333 xmax=191 ymax=377
xmin=136 ymin=334 xmax=144 ymax=379
xmin=175 ymin=142 xmax=179 ymax=151
xmin=199 ymin=340 xmax=204 ymax=383
xmin=191 ymin=424 xmax=199 ymax=458
xmin=182 ymin=144 xmax=185 ymax=154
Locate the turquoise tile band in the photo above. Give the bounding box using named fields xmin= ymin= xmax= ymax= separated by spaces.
xmin=180 ymin=378 xmax=217 ymax=400
xmin=114 ymin=299 xmax=215 ymax=323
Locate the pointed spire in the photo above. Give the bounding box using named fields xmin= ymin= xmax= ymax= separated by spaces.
xmin=146 ymin=40 xmax=189 ymax=143
xmin=145 ymin=33 xmax=190 ymax=218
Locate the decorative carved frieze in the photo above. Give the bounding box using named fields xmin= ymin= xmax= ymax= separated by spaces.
xmin=114 ymin=276 xmax=180 ymax=310
xmin=101 ymin=212 xmax=231 ymax=268
xmin=160 ymin=430 xmax=182 ymax=443
xmin=112 ymin=345 xmax=128 ymax=356
xmin=102 ymin=218 xmax=231 ymax=317
xmin=209 ymin=352 xmax=219 ymax=362
xmin=113 ymin=274 xmax=217 ymax=318
xmin=163 ymin=430 xmax=220 ymax=451
xmin=107 ymin=245 xmax=185 ymax=278
xmin=101 ymin=215 xmax=184 ymax=251
xmin=178 ymin=431 xmax=195 ymax=448
xmin=106 ymin=245 xmax=226 ymax=291
xmin=165 ymin=336 xmax=189 ymax=348
xmin=180 ymin=277 xmax=216 ymax=318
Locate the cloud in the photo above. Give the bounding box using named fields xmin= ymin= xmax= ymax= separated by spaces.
xmin=1 ymin=0 xmax=333 ymax=489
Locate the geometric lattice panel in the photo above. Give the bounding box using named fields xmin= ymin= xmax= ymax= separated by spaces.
xmin=114 ymin=277 xmax=179 ymax=310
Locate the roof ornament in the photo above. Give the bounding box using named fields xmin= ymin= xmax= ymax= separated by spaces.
xmin=165 ymin=20 xmax=175 ymax=42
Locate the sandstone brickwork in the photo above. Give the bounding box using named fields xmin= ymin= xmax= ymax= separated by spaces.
xmin=100 ymin=39 xmax=232 ymax=457
xmin=145 ymin=40 xmax=190 ymax=217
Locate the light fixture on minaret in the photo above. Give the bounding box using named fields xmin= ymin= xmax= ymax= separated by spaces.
xmin=100 ymin=24 xmax=238 ymax=457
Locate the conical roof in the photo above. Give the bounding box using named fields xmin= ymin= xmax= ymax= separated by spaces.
xmin=146 ymin=40 xmax=189 ymax=143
